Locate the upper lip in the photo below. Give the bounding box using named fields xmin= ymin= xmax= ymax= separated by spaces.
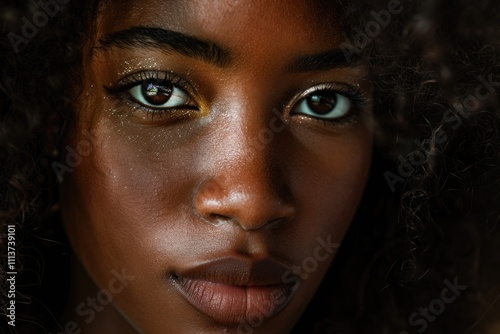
xmin=172 ymin=256 xmax=295 ymax=286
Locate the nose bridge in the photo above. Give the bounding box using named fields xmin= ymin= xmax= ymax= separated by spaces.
xmin=213 ymin=65 xmax=285 ymax=143
xmin=193 ymin=95 xmax=294 ymax=230
xmin=213 ymin=85 xmax=285 ymax=183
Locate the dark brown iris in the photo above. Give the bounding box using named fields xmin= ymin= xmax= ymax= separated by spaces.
xmin=141 ymin=80 xmax=173 ymax=106
xmin=306 ymin=92 xmax=337 ymax=115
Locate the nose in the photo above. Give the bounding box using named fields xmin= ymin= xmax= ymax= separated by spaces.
xmin=193 ymin=108 xmax=295 ymax=231
xmin=194 ymin=174 xmax=296 ymax=230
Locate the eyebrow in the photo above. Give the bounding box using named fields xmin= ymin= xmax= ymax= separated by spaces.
xmin=94 ymin=26 xmax=231 ymax=68
xmin=94 ymin=26 xmax=361 ymax=72
xmin=289 ymin=49 xmax=362 ymax=72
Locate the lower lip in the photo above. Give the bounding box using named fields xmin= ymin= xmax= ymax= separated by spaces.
xmin=172 ymin=276 xmax=296 ymax=325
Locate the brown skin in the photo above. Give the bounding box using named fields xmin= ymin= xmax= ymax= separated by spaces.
xmin=59 ymin=1 xmax=373 ymax=333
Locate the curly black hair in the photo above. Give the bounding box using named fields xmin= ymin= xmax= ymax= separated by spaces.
xmin=1 ymin=0 xmax=499 ymax=333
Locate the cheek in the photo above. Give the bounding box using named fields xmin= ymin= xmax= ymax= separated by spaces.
xmin=59 ymin=107 xmax=372 ymax=332
xmin=285 ymin=125 xmax=372 ymax=246
xmin=60 ymin=116 xmax=372 ymax=268
xmin=59 ymin=115 xmax=225 ymax=291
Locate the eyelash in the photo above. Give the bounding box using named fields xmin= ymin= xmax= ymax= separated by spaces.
xmin=105 ymin=70 xmax=369 ymax=126
xmin=105 ymin=70 xmax=197 ymax=116
xmin=286 ymin=83 xmax=368 ymax=127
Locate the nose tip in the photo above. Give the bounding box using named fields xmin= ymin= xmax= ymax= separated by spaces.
xmin=193 ymin=177 xmax=295 ymax=231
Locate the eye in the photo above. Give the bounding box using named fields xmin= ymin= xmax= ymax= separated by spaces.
xmin=291 ymin=90 xmax=352 ymax=120
xmin=128 ymin=79 xmax=193 ymax=109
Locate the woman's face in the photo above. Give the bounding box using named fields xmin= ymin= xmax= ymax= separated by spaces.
xmin=60 ymin=0 xmax=372 ymax=333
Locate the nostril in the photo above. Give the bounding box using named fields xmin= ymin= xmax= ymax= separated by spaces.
xmin=204 ymin=212 xmax=246 ymax=227
xmin=207 ymin=213 xmax=232 ymax=222
xmin=203 ymin=212 xmax=293 ymax=231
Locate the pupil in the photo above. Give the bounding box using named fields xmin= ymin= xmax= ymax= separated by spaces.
xmin=141 ymin=80 xmax=173 ymax=106
xmin=307 ymin=93 xmax=336 ymax=115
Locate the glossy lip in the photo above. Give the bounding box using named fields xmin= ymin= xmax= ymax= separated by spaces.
xmin=170 ymin=256 xmax=299 ymax=325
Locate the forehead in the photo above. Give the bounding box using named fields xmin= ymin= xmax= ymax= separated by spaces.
xmin=95 ymin=0 xmax=346 ymax=54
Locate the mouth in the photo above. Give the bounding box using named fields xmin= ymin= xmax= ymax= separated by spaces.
xmin=170 ymin=256 xmax=299 ymax=326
